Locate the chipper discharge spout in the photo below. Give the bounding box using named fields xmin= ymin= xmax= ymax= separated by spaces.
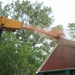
xmin=0 ymin=16 xmax=22 ymax=31
xmin=0 ymin=16 xmax=23 ymax=42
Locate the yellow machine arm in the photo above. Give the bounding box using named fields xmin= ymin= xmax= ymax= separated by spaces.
xmin=0 ymin=16 xmax=23 ymax=42
xmin=0 ymin=16 xmax=22 ymax=31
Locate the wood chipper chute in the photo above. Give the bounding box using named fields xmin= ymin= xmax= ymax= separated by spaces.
xmin=0 ymin=16 xmax=22 ymax=31
xmin=0 ymin=16 xmax=23 ymax=42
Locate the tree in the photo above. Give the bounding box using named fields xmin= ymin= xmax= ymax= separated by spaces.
xmin=0 ymin=0 xmax=54 ymax=75
xmin=8 ymin=0 xmax=54 ymax=58
xmin=0 ymin=32 xmax=40 ymax=75
xmin=68 ymin=23 xmax=75 ymax=39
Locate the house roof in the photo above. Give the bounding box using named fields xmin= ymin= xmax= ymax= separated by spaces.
xmin=36 ymin=39 xmax=75 ymax=73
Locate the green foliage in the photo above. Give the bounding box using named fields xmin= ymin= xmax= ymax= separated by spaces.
xmin=0 ymin=2 xmax=3 ymax=16
xmin=0 ymin=32 xmax=41 ymax=75
xmin=68 ymin=23 xmax=75 ymax=39
xmin=8 ymin=0 xmax=53 ymax=26
xmin=0 ymin=2 xmax=10 ymax=17
xmin=0 ymin=0 xmax=54 ymax=75
xmin=9 ymin=0 xmax=54 ymax=57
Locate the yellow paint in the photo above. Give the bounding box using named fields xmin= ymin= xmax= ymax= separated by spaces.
xmin=0 ymin=17 xmax=1 ymax=28
xmin=0 ymin=16 xmax=22 ymax=31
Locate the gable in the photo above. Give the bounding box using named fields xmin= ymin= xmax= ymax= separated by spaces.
xmin=37 ymin=44 xmax=75 ymax=72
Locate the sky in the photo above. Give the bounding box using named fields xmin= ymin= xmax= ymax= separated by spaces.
xmin=1 ymin=0 xmax=75 ymax=28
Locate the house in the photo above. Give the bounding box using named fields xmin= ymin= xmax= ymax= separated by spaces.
xmin=36 ymin=39 xmax=75 ymax=73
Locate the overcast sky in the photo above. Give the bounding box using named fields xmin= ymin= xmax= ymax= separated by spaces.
xmin=1 ymin=0 xmax=75 ymax=28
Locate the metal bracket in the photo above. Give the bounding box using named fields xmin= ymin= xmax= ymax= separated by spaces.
xmin=0 ymin=16 xmax=4 ymax=43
